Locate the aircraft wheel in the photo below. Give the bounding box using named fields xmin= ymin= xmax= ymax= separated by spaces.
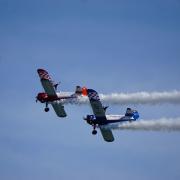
xmin=44 ymin=107 xmax=49 ymax=112
xmin=92 ymin=130 xmax=97 ymax=135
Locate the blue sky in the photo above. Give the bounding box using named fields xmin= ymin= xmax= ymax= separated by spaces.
xmin=0 ymin=0 xmax=180 ymax=179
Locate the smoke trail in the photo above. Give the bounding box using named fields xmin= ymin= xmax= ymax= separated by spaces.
xmin=105 ymin=118 xmax=180 ymax=132
xmin=63 ymin=90 xmax=180 ymax=105
xmin=99 ymin=91 xmax=180 ymax=105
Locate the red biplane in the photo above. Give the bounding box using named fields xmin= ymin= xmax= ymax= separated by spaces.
xmin=36 ymin=69 xmax=81 ymax=118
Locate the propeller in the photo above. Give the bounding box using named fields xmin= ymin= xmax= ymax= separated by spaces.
xmin=35 ymin=96 xmax=39 ymax=103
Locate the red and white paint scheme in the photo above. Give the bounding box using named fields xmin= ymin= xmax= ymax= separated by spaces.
xmin=36 ymin=69 xmax=85 ymax=117
xmin=36 ymin=92 xmax=77 ymax=104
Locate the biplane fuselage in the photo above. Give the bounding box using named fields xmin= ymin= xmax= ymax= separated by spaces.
xmin=84 ymin=113 xmax=139 ymax=126
xmin=36 ymin=92 xmax=57 ymax=103
xmin=36 ymin=92 xmax=76 ymax=103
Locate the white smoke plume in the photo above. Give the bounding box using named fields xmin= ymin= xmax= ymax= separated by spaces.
xmin=63 ymin=90 xmax=180 ymax=105
xmin=105 ymin=118 xmax=180 ymax=132
xmin=99 ymin=91 xmax=180 ymax=105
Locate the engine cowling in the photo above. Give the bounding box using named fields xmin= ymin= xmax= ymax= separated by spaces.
xmin=83 ymin=115 xmax=96 ymax=125
xmin=36 ymin=92 xmax=48 ymax=103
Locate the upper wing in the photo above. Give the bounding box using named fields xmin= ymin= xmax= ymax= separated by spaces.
xmin=87 ymin=89 xmax=114 ymax=142
xmin=99 ymin=126 xmax=114 ymax=142
xmin=37 ymin=69 xmax=56 ymax=96
xmin=87 ymin=89 xmax=106 ymax=118
xmin=37 ymin=69 xmax=67 ymax=118
xmin=51 ymin=102 xmax=67 ymax=117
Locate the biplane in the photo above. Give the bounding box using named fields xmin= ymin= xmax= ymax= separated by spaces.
xmin=36 ymin=69 xmax=80 ymax=118
xmin=83 ymin=88 xmax=139 ymax=142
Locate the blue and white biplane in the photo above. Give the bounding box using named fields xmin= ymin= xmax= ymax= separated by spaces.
xmin=83 ymin=88 xmax=139 ymax=142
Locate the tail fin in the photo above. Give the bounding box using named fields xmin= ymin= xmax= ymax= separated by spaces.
xmin=75 ymin=86 xmax=88 ymax=96
xmin=125 ymin=108 xmax=139 ymax=120
xmin=125 ymin=108 xmax=133 ymax=116
xmin=75 ymin=86 xmax=82 ymax=94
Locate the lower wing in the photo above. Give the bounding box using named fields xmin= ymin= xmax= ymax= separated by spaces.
xmin=99 ymin=126 xmax=114 ymax=142
xmin=51 ymin=102 xmax=67 ymax=118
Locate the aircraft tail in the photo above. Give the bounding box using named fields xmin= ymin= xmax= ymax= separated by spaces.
xmin=125 ymin=108 xmax=139 ymax=120
xmin=75 ymin=86 xmax=88 ymax=96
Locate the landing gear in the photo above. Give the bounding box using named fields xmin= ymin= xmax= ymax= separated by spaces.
xmin=92 ymin=129 xmax=97 ymax=135
xmin=92 ymin=124 xmax=97 ymax=135
xmin=44 ymin=107 xmax=49 ymax=112
xmin=44 ymin=102 xmax=49 ymax=112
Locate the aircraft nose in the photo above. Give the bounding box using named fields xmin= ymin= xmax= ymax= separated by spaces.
xmin=36 ymin=93 xmax=40 ymax=101
xmin=36 ymin=93 xmax=45 ymax=103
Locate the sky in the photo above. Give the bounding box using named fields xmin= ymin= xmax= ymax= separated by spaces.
xmin=0 ymin=0 xmax=180 ymax=179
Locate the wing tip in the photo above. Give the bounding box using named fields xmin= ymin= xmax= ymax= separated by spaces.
xmin=37 ymin=68 xmax=52 ymax=81
xmin=105 ymin=138 xmax=115 ymax=142
xmin=37 ymin=68 xmax=48 ymax=74
xmin=87 ymin=89 xmax=100 ymax=101
xmin=87 ymin=89 xmax=97 ymax=93
xmin=59 ymin=114 xmax=67 ymax=118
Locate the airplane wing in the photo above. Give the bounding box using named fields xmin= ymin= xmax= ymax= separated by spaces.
xmin=51 ymin=102 xmax=67 ymax=117
xmin=37 ymin=69 xmax=67 ymax=118
xmin=87 ymin=89 xmax=106 ymax=118
xmin=99 ymin=126 xmax=115 ymax=142
xmin=87 ymin=89 xmax=114 ymax=142
xmin=37 ymin=69 xmax=57 ymax=96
